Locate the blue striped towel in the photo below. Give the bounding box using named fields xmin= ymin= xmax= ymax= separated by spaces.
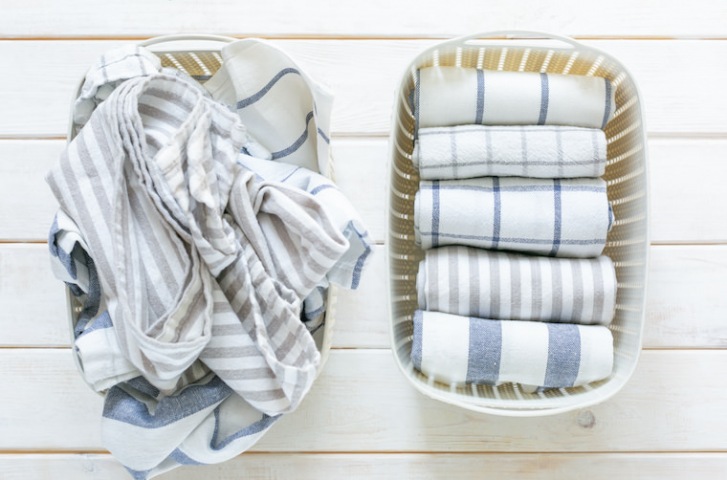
xmin=412 ymin=310 xmax=614 ymax=389
xmin=413 ymin=125 xmax=607 ymax=180
xmin=414 ymin=176 xmax=613 ymax=258
xmin=414 ymin=67 xmax=615 ymax=130
xmin=417 ymin=246 xmax=617 ymax=325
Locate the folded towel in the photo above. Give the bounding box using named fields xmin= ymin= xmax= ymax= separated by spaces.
xmin=46 ymin=73 xmax=348 ymax=416
xmin=417 ymin=246 xmax=617 ymax=325
xmin=414 ymin=177 xmax=613 ymax=257
xmin=204 ymin=39 xmax=334 ymax=175
xmin=411 ymin=310 xmax=614 ymax=388
xmin=413 ymin=125 xmax=607 ymax=179
xmin=414 ymin=67 xmax=615 ymax=130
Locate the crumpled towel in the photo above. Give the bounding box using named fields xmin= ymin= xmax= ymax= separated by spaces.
xmin=414 ymin=176 xmax=613 ymax=258
xmin=411 ymin=310 xmax=614 ymax=389
xmin=417 ymin=246 xmax=617 ymax=325
xmin=413 ymin=125 xmax=607 ymax=180
xmin=46 ymin=72 xmax=348 ymax=415
xmin=414 ymin=67 xmax=615 ymax=130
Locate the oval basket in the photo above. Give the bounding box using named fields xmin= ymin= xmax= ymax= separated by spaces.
xmin=387 ymin=31 xmax=649 ymax=416
xmin=65 ymin=35 xmax=338 ymax=390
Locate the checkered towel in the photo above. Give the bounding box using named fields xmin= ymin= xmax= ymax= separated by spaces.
xmin=412 ymin=310 xmax=614 ymax=388
xmin=413 ymin=125 xmax=607 ymax=180
xmin=417 ymin=246 xmax=617 ymax=325
xmin=414 ymin=67 xmax=615 ymax=130
xmin=414 ymin=177 xmax=613 ymax=258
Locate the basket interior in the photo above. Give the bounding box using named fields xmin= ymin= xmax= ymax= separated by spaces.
xmin=388 ymin=40 xmax=649 ymax=415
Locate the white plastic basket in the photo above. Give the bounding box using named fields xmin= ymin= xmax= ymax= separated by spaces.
xmin=387 ymin=31 xmax=649 ymax=416
xmin=65 ymin=35 xmax=338 ymax=388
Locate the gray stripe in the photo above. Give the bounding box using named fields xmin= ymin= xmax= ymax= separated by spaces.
xmin=466 ymin=317 xmax=501 ymax=384
xmin=571 ymin=260 xmax=584 ymax=323
xmin=450 ymin=128 xmax=458 ymax=178
xmin=592 ymin=257 xmax=605 ymax=324
xmin=543 ymin=323 xmax=581 ymax=388
xmin=530 ymin=256 xmax=543 ymax=321
xmin=489 ymin=252 xmax=500 ymax=318
xmin=485 ymin=127 xmax=493 ymax=168
xmin=411 ymin=310 xmax=424 ymax=369
xmin=520 ymin=127 xmax=529 ymax=177
xmin=428 ymin=250 xmax=439 ymax=311
xmin=551 ymin=261 xmax=563 ymax=319
xmin=592 ymin=128 xmax=601 ymax=177
xmin=509 ymin=253 xmax=522 ymax=319
xmin=449 ymin=249 xmax=459 ymax=314
xmin=418 ymin=125 xmax=598 ymax=136
xmin=601 ymin=78 xmax=612 ymax=129
xmin=468 ymin=248 xmax=480 ymax=317
xmin=216 ymin=367 xmax=274 ymax=380
xmin=556 ymin=127 xmax=564 ymax=178
xmin=538 ymin=73 xmax=549 ymax=125
xmin=475 ymin=69 xmax=485 ymax=124
xmin=203 ymin=345 xmax=261 ymax=358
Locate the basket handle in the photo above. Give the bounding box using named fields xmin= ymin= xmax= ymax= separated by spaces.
xmin=422 ymin=30 xmax=583 ymax=56
xmin=139 ymin=34 xmax=236 ymax=48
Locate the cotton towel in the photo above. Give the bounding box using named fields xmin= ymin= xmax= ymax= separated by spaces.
xmin=413 ymin=125 xmax=607 ymax=179
xmin=417 ymin=246 xmax=617 ymax=325
xmin=414 ymin=67 xmax=615 ymax=130
xmin=411 ymin=310 xmax=614 ymax=388
xmin=46 ymin=72 xmax=348 ymax=415
xmin=414 ymin=176 xmax=613 ymax=257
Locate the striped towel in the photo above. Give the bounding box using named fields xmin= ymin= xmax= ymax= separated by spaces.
xmin=417 ymin=246 xmax=617 ymax=325
xmin=414 ymin=67 xmax=615 ymax=130
xmin=413 ymin=125 xmax=607 ymax=180
xmin=204 ymin=39 xmax=334 ymax=175
xmin=412 ymin=310 xmax=614 ymax=388
xmin=414 ymin=176 xmax=613 ymax=257
xmin=46 ymin=73 xmax=348 ymax=415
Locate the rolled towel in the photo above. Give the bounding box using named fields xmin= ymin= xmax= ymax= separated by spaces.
xmin=413 ymin=125 xmax=607 ymax=180
xmin=414 ymin=67 xmax=615 ymax=130
xmin=417 ymin=246 xmax=617 ymax=325
xmin=414 ymin=176 xmax=613 ymax=257
xmin=411 ymin=310 xmax=614 ymax=388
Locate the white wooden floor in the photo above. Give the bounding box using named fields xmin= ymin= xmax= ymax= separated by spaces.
xmin=2 ymin=2 xmax=727 ymax=478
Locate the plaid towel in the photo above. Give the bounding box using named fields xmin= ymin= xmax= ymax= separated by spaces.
xmin=204 ymin=39 xmax=334 ymax=175
xmin=413 ymin=125 xmax=607 ymax=180
xmin=414 ymin=67 xmax=615 ymax=130
xmin=414 ymin=177 xmax=613 ymax=257
xmin=417 ymin=246 xmax=617 ymax=325
xmin=412 ymin=310 xmax=614 ymax=388
xmin=46 ymin=73 xmax=349 ymax=414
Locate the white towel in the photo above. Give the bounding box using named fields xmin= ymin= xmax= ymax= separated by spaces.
xmin=46 ymin=73 xmax=348 ymax=415
xmin=414 ymin=176 xmax=613 ymax=258
xmin=417 ymin=246 xmax=617 ymax=325
xmin=414 ymin=67 xmax=615 ymax=130
xmin=413 ymin=125 xmax=607 ymax=180
xmin=204 ymin=39 xmax=334 ymax=175
xmin=411 ymin=310 xmax=614 ymax=388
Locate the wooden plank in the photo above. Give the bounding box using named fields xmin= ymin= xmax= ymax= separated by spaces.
xmin=2 ymin=242 xmax=727 ymax=349
xmin=3 ymin=136 xmax=726 ymax=243
xmin=0 ymin=349 xmax=726 ymax=452
xmin=1 ymin=453 xmax=726 ymax=479
xmin=2 ymin=1 xmax=726 ymax=38
xmin=0 ymin=40 xmax=726 ymax=137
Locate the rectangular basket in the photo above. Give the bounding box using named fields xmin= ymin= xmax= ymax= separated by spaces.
xmin=65 ymin=35 xmax=338 ymax=387
xmin=387 ymin=31 xmax=649 ymax=416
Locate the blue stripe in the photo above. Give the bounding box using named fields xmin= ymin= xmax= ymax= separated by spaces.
xmin=77 ymin=310 xmax=113 ymax=337
xmin=310 ymin=184 xmax=336 ymax=196
xmin=492 ymin=177 xmax=501 ymax=249
xmin=417 ymin=232 xmax=607 ymax=246
xmin=169 ymin=448 xmax=203 ymax=466
xmin=211 ymin=407 xmax=279 ymax=450
xmin=601 ymin=78 xmax=613 ymax=129
xmin=236 ymin=67 xmax=300 ymax=109
xmin=411 ymin=310 xmax=424 ymax=369
xmin=349 ymin=222 xmax=372 ymax=289
xmin=270 ymin=111 xmax=314 ymax=160
xmin=549 ymin=179 xmax=562 ymax=256
xmin=431 ymin=180 xmax=441 ymax=247
xmin=317 ymin=127 xmax=330 ymax=144
xmin=466 ymin=317 xmax=501 ymax=384
xmin=543 ymin=323 xmax=581 ymax=388
xmin=419 ymin=183 xmax=606 ymax=193
xmin=280 ymin=166 xmax=301 ymax=183
xmin=475 ymin=69 xmax=485 ymax=124
xmin=102 ymin=376 xmax=231 ymax=428
xmin=538 ymin=73 xmax=549 ymax=125
xmin=608 ymin=204 xmax=615 ymax=231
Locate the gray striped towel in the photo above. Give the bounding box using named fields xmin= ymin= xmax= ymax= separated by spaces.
xmin=412 ymin=310 xmax=614 ymax=388
xmin=204 ymin=39 xmax=334 ymax=175
xmin=414 ymin=176 xmax=613 ymax=257
xmin=417 ymin=246 xmax=617 ymax=325
xmin=46 ymin=72 xmax=349 ymax=416
xmin=413 ymin=125 xmax=607 ymax=180
xmin=414 ymin=67 xmax=615 ymax=130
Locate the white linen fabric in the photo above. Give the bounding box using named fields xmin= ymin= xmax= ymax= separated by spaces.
xmin=414 ymin=67 xmax=616 ymax=130
xmin=411 ymin=310 xmax=614 ymax=388
xmin=413 ymin=125 xmax=607 ymax=180
xmin=414 ymin=176 xmax=613 ymax=257
xmin=417 ymin=246 xmax=617 ymax=325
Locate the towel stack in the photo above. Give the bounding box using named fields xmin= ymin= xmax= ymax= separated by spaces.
xmin=410 ymin=66 xmax=618 ymax=390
